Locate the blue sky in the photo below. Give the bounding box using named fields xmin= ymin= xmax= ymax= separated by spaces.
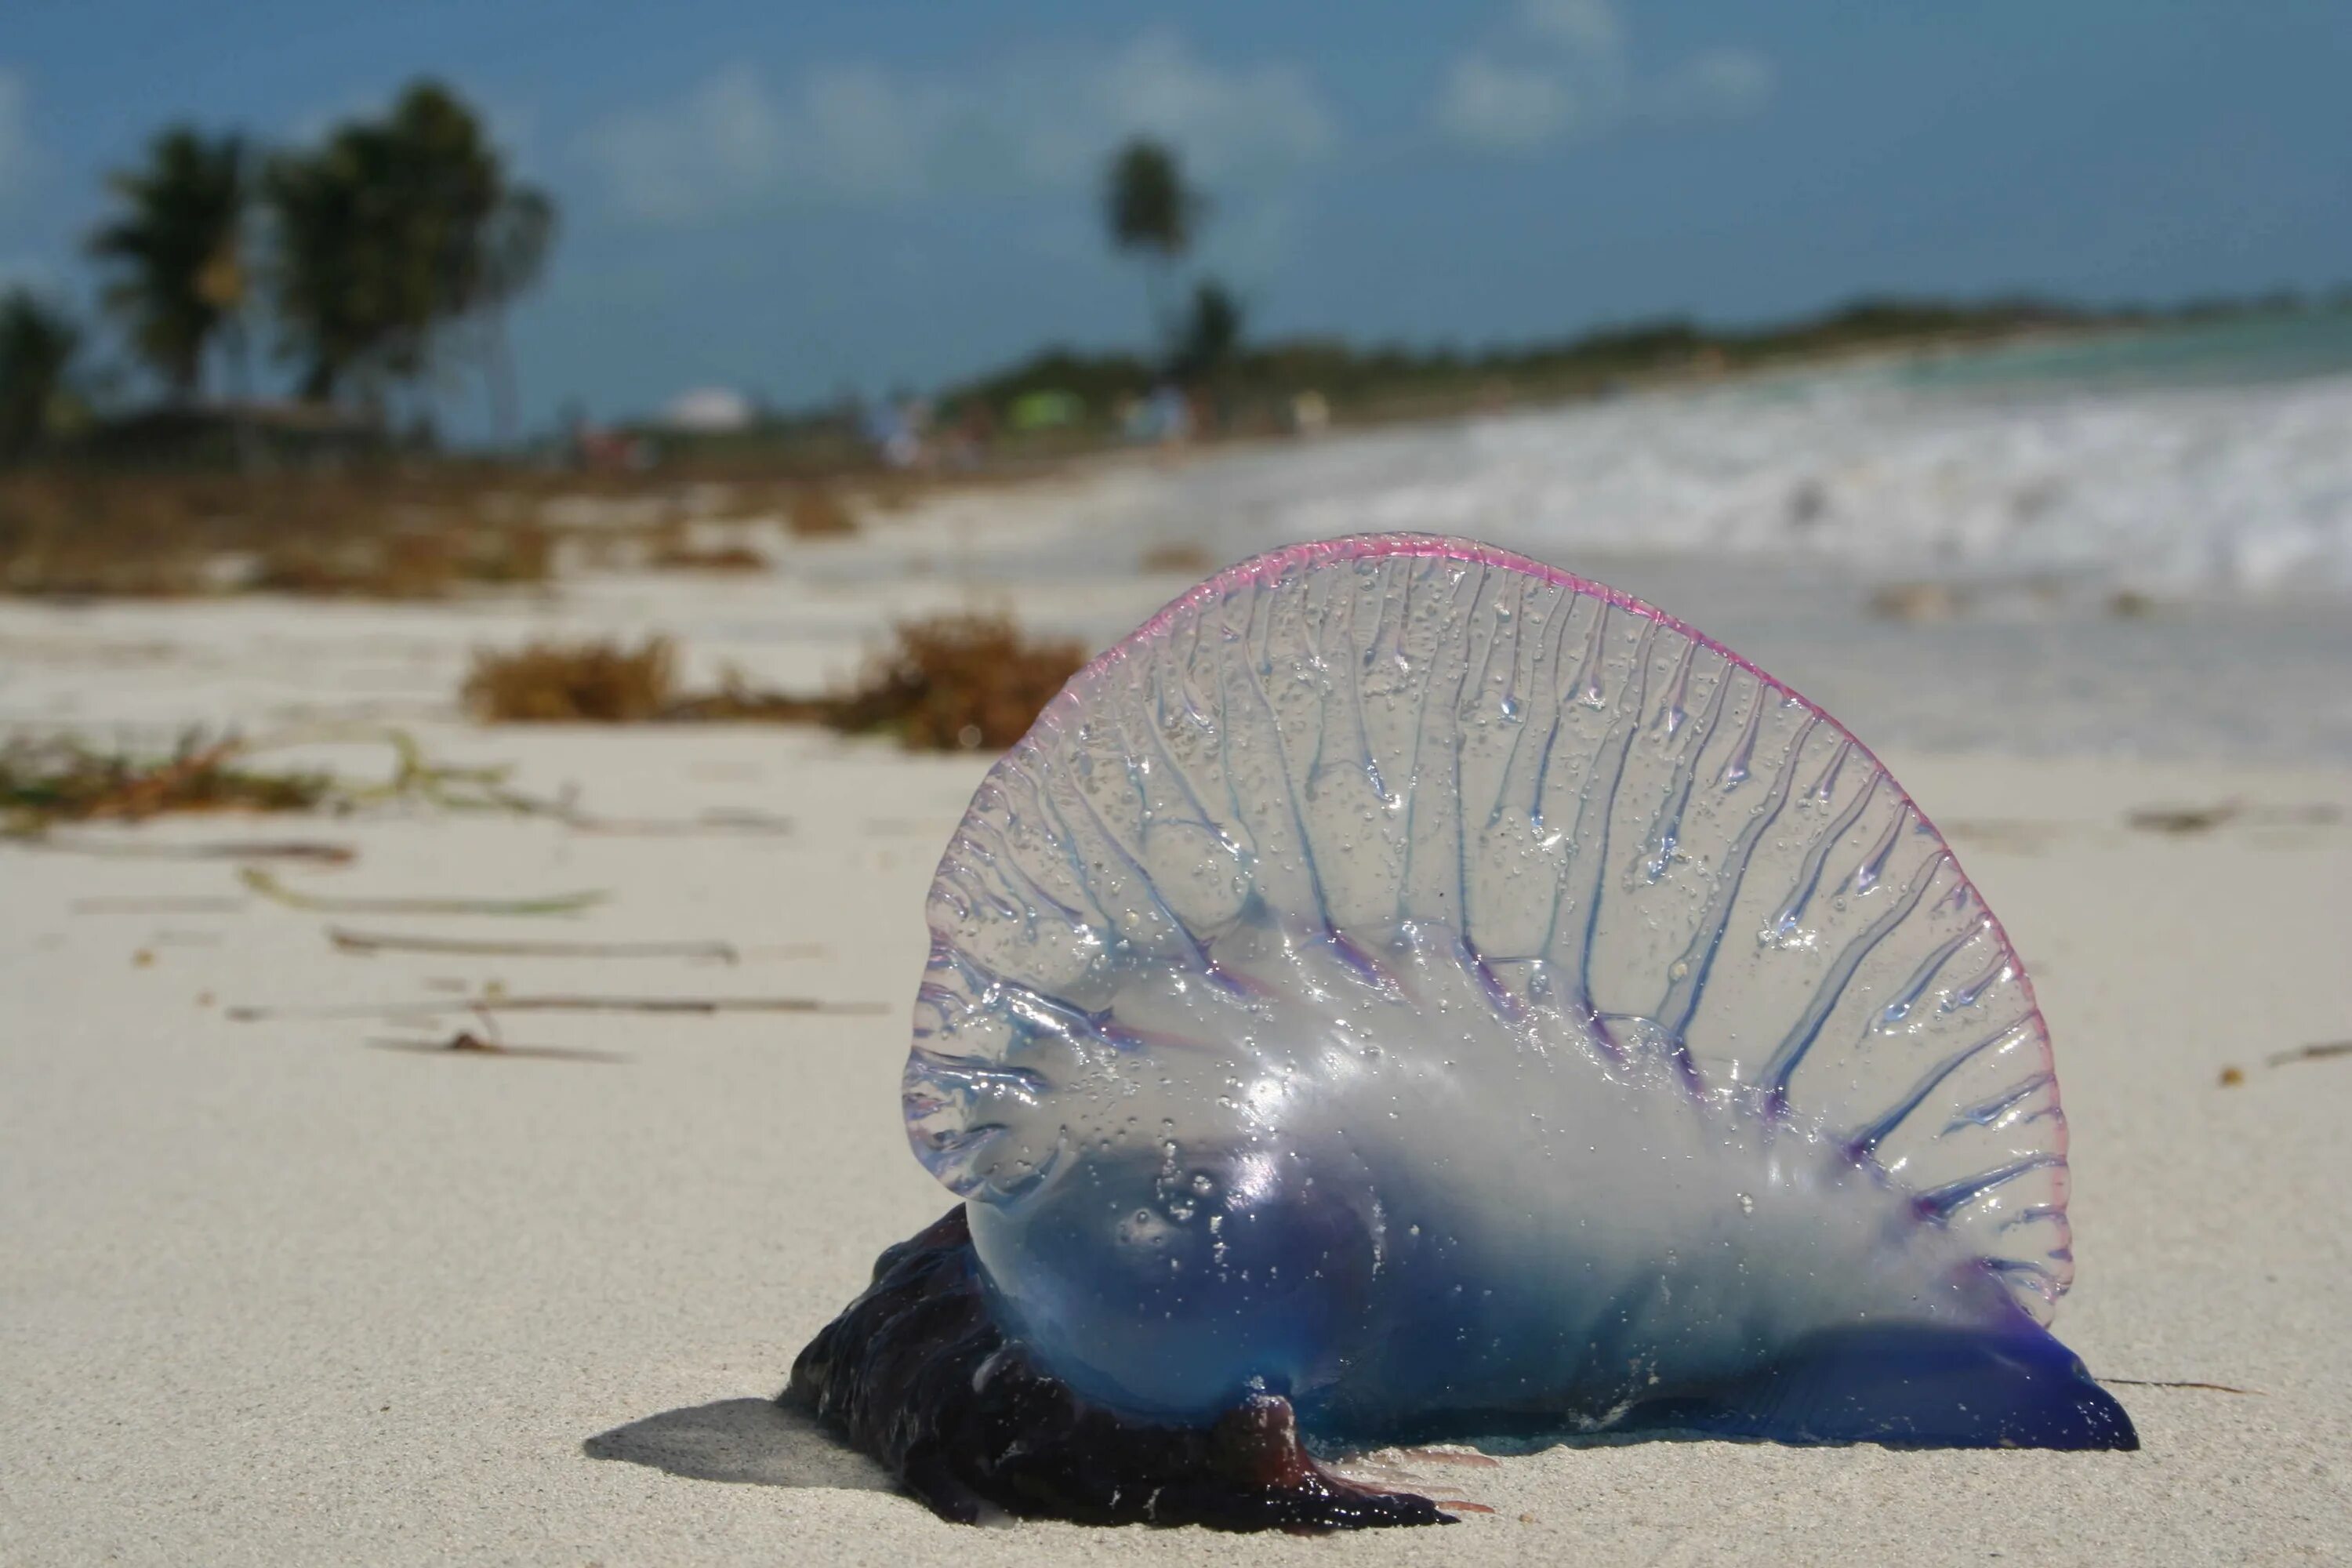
xmin=2 ymin=1 xmax=2346 ymax=432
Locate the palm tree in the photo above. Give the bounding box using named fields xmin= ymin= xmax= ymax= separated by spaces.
xmin=0 ymin=290 xmax=82 ymax=461
xmin=1172 ymin=278 xmax=1246 ymax=382
xmin=265 ymin=81 xmax=556 ymax=432
xmin=1103 ymin=138 xmax=1203 ymax=347
xmin=262 ymin=135 xmax=387 ymax=405
xmin=470 ymin=187 xmax=555 ymax=448
xmin=87 ymin=129 xmax=249 ymax=403
xmin=387 ymin=81 xmax=501 ymax=328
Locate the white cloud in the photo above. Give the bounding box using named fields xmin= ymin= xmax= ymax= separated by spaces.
xmin=1519 ymin=0 xmax=1624 ymax=58
xmin=582 ymin=33 xmax=1336 ymax=224
xmin=1432 ymin=0 xmax=1772 ymax=154
xmin=0 ymin=69 xmax=36 ymax=201
xmin=1653 ymin=49 xmax=1778 ymax=123
xmin=1433 ymin=58 xmax=1575 ymax=152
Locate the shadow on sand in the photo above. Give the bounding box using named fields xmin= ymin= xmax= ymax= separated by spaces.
xmin=585 ymin=1398 xmax=896 ymax=1495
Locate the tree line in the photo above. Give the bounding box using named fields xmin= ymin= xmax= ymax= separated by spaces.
xmin=1 ymin=80 xmax=554 ymax=462
xmin=1102 ymin=137 xmax=1244 ymax=384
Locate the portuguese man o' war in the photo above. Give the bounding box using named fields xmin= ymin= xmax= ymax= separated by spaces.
xmin=789 ymin=534 xmax=2135 ymax=1529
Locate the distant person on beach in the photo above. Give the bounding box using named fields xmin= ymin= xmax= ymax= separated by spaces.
xmin=860 ymin=394 xmax=928 ymax=469
xmin=1125 ymin=383 xmax=1192 ymax=445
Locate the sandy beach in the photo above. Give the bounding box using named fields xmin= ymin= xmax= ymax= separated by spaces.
xmin=6 ymin=372 xmax=2351 ymax=1563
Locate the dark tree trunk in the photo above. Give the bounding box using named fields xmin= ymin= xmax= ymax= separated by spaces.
xmin=485 ymin=308 xmax=520 ymax=451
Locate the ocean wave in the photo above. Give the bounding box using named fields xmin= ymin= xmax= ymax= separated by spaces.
xmin=1155 ymin=367 xmax=2352 ymax=594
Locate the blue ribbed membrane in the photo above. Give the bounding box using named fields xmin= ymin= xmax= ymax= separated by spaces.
xmin=902 ymin=535 xmax=2085 ymax=1439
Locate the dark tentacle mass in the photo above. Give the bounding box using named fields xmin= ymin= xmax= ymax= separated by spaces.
xmin=786 ymin=1207 xmax=1452 ymax=1530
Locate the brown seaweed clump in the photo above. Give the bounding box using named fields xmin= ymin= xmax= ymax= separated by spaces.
xmin=462 ymin=615 xmax=1085 ymax=752
xmin=785 ymin=486 xmax=858 ymax=538
xmin=461 ymin=637 xmax=677 ymax=723
xmin=0 ymin=733 xmax=331 ymax=827
xmin=826 ymin=613 xmax=1086 ymax=752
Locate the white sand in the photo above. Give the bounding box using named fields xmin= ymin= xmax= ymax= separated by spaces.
xmin=3 ymin=554 xmax=2349 ymax=1564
